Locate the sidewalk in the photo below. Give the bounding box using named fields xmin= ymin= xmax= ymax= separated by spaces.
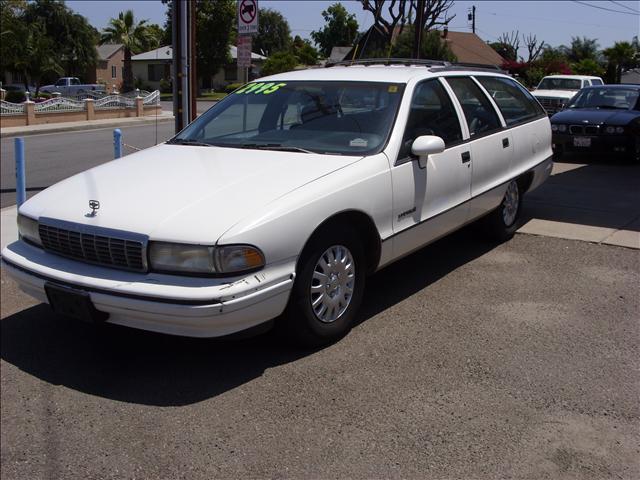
xmin=0 ymin=111 xmax=174 ymax=138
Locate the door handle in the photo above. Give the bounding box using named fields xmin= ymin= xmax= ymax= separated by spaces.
xmin=461 ymin=151 xmax=471 ymax=163
xmin=502 ymin=138 xmax=510 ymax=148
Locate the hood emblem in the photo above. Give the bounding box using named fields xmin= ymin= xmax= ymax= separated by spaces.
xmin=87 ymin=199 xmax=100 ymax=217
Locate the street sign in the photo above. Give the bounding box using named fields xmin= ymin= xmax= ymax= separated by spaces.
xmin=238 ymin=0 xmax=259 ymax=35
xmin=237 ymin=35 xmax=252 ymax=68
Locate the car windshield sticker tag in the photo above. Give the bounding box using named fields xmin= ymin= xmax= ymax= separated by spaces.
xmin=349 ymin=138 xmax=368 ymax=148
xmin=388 ymin=85 xmax=399 ymax=93
xmin=235 ymin=82 xmax=287 ymax=95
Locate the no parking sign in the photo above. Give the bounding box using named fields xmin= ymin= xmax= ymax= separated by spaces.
xmin=238 ymin=0 xmax=259 ymax=35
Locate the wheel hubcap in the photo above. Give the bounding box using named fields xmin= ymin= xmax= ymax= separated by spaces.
xmin=502 ymin=181 xmax=520 ymax=227
xmin=310 ymin=245 xmax=355 ymax=323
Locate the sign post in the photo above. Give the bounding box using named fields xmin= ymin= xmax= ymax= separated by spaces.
xmin=237 ymin=0 xmax=258 ymax=84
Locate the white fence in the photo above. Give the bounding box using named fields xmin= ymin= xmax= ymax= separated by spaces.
xmin=1 ymin=90 xmax=160 ymax=115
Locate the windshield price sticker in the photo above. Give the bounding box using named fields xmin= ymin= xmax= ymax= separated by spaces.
xmin=235 ymin=82 xmax=287 ymax=95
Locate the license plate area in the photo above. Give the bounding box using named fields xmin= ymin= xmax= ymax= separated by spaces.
xmin=573 ymin=136 xmax=591 ymax=147
xmin=44 ymin=282 xmax=109 ymax=323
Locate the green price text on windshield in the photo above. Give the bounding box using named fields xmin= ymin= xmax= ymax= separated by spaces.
xmin=235 ymin=82 xmax=287 ymax=95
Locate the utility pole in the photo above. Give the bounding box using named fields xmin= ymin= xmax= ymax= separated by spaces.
xmin=413 ymin=0 xmax=425 ymax=59
xmin=468 ymin=5 xmax=476 ymax=34
xmin=172 ymin=0 xmax=197 ymax=133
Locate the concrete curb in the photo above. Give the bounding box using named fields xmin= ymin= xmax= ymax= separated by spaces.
xmin=1 ymin=113 xmax=174 ymax=138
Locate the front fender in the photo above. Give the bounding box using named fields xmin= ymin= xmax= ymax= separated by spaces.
xmin=218 ymin=153 xmax=393 ymax=266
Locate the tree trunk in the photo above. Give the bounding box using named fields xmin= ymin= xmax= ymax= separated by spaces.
xmin=123 ymin=48 xmax=134 ymax=92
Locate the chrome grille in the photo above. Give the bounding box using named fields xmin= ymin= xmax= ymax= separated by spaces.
xmin=536 ymin=97 xmax=564 ymax=114
xmin=38 ymin=218 xmax=147 ymax=272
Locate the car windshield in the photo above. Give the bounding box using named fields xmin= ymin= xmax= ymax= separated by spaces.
xmin=567 ymin=87 xmax=640 ymax=110
xmin=537 ymin=78 xmax=582 ymax=90
xmin=170 ymin=81 xmax=405 ymax=155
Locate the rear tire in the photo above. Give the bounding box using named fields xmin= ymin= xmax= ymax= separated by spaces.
xmin=483 ymin=179 xmax=523 ymax=241
xmin=279 ymin=227 xmax=366 ymax=347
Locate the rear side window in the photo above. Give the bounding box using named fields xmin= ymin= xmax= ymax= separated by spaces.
xmin=475 ymin=76 xmax=545 ymax=126
xmin=591 ymin=79 xmax=604 ymax=86
xmin=445 ymin=77 xmax=502 ymax=137
xmin=399 ymin=79 xmax=462 ymax=158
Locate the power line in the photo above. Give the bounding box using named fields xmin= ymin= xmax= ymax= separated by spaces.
xmin=608 ymin=0 xmax=640 ymax=14
xmin=571 ymin=0 xmax=640 ymax=15
xmin=485 ymin=10 xmax=624 ymax=29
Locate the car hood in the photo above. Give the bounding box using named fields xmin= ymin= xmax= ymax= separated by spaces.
xmin=551 ymin=108 xmax=639 ymax=126
xmin=532 ymin=89 xmax=577 ymax=100
xmin=20 ymin=144 xmax=362 ymax=243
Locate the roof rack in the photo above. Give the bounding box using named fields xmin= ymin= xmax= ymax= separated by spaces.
xmin=430 ymin=61 xmax=503 ymax=73
xmin=325 ymin=58 xmax=504 ymax=73
xmin=325 ymin=58 xmax=450 ymax=68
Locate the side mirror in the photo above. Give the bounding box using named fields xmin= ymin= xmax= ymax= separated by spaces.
xmin=411 ymin=135 xmax=445 ymax=168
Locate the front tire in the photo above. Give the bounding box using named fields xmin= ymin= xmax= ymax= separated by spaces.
xmin=483 ymin=179 xmax=523 ymax=241
xmin=280 ymin=228 xmax=366 ymax=347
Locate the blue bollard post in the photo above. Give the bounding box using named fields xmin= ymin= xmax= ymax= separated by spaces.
xmin=15 ymin=137 xmax=26 ymax=207
xmin=113 ymin=128 xmax=122 ymax=159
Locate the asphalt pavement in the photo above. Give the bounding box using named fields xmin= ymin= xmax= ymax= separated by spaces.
xmin=0 ymin=122 xmax=176 ymax=208
xmin=1 ymin=231 xmax=638 ymax=479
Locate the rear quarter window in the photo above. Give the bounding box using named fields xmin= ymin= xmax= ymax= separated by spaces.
xmin=476 ymin=76 xmax=546 ymax=126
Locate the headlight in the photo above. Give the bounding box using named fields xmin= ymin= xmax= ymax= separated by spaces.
xmin=615 ymin=126 xmax=624 ymax=134
xmin=551 ymin=124 xmax=558 ymax=132
xmin=17 ymin=214 xmax=41 ymax=246
xmin=558 ymin=124 xmax=567 ymax=133
xmin=605 ymin=126 xmax=615 ymax=134
xmin=148 ymin=242 xmax=265 ymax=275
xmin=149 ymin=242 xmax=216 ymax=274
xmin=214 ymin=245 xmax=265 ymax=274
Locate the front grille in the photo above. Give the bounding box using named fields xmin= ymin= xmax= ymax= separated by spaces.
xmin=569 ymin=125 xmax=600 ymax=135
xmin=536 ymin=97 xmax=564 ymax=114
xmin=38 ymin=219 xmax=147 ymax=272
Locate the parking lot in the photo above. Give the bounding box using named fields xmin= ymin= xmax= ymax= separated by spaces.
xmin=1 ymin=155 xmax=639 ymax=479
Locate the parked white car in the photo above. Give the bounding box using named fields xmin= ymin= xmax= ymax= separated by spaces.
xmin=532 ymin=75 xmax=604 ymax=115
xmin=2 ymin=61 xmax=553 ymax=346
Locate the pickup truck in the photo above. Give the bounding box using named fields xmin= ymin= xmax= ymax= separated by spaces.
xmin=531 ymin=75 xmax=604 ymax=115
xmin=40 ymin=77 xmax=106 ymax=96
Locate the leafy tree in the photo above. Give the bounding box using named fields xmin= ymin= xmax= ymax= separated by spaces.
xmin=603 ymin=41 xmax=637 ymax=83
xmin=311 ymin=3 xmax=359 ymax=58
xmin=562 ymin=36 xmax=599 ymax=63
xmin=253 ymin=8 xmax=292 ymax=57
xmin=291 ymin=36 xmax=319 ymax=65
xmin=261 ymin=51 xmax=298 ymax=76
xmin=19 ymin=0 xmax=98 ymax=80
xmin=391 ymin=27 xmax=456 ymax=61
xmin=12 ymin=21 xmax=64 ymax=95
xmin=489 ymin=42 xmax=517 ymax=62
xmin=142 ymin=23 xmax=165 ymax=51
xmin=101 ymin=10 xmax=154 ymax=92
xmin=571 ymin=58 xmax=605 ymax=77
xmin=195 ymin=0 xmax=235 ymax=84
xmin=161 ymin=0 xmax=235 ymax=88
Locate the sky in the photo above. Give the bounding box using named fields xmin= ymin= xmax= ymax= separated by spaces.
xmin=67 ymin=0 xmax=640 ymax=53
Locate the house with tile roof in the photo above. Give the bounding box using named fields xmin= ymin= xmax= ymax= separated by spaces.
xmin=86 ymin=44 xmax=125 ymax=93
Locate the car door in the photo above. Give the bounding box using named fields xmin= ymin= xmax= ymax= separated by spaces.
xmin=390 ymin=79 xmax=471 ymax=259
xmin=444 ymin=77 xmax=513 ymax=202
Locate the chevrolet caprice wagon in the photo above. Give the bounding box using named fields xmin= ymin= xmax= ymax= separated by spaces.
xmin=2 ymin=60 xmax=553 ymax=346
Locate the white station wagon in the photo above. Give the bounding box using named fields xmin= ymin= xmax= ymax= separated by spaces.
xmin=3 ymin=60 xmax=553 ymax=346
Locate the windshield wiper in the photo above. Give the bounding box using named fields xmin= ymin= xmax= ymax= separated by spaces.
xmin=238 ymin=143 xmax=314 ymax=154
xmin=166 ymin=138 xmax=213 ymax=146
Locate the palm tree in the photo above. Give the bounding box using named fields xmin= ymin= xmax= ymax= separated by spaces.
xmin=603 ymin=41 xmax=637 ymax=83
xmin=100 ymin=10 xmax=152 ymax=92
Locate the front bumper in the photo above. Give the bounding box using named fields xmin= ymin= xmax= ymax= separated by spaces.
xmin=2 ymin=240 xmax=295 ymax=337
xmin=552 ymin=133 xmax=639 ymax=156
